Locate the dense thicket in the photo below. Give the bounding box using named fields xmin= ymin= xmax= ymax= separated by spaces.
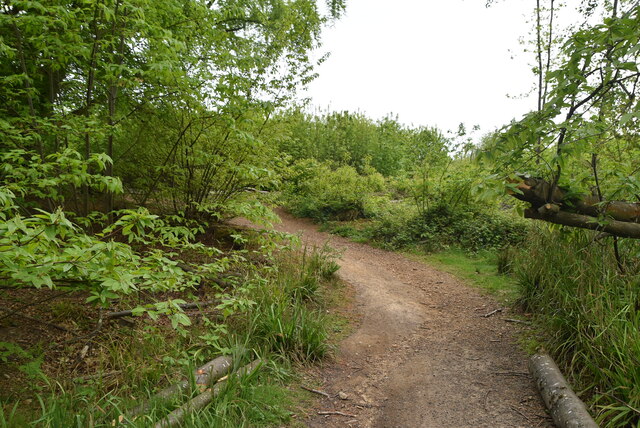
xmin=274 ymin=109 xmax=529 ymax=252
xmin=0 ymin=0 xmax=344 ymax=303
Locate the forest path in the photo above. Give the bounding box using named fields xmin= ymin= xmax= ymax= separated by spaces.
xmin=260 ymin=210 xmax=552 ymax=427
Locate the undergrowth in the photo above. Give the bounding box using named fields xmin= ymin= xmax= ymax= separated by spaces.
xmin=0 ymin=231 xmax=342 ymax=427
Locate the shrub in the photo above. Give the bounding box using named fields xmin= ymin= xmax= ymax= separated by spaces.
xmin=282 ymin=160 xmax=385 ymax=221
xmin=365 ymin=203 xmax=529 ymax=253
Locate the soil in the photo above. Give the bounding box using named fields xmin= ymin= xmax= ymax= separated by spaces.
xmin=271 ymin=210 xmax=553 ymax=428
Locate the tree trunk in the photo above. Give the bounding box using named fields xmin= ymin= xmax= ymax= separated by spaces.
xmin=512 ymin=177 xmax=640 ymax=223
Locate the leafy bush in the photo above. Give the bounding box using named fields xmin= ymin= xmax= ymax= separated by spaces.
xmin=363 ymin=203 xmax=529 ymax=253
xmin=282 ymin=160 xmax=385 ymax=221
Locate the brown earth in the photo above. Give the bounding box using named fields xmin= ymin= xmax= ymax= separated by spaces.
xmin=271 ymin=210 xmax=553 ymax=428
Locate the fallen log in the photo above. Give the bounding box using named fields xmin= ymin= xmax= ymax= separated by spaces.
xmin=525 ymin=208 xmax=640 ymax=239
xmin=154 ymin=359 xmax=262 ymax=428
xmin=126 ymin=354 xmax=234 ymax=419
xmin=529 ymin=353 xmax=599 ymax=428
xmin=512 ymin=177 xmax=640 ymax=223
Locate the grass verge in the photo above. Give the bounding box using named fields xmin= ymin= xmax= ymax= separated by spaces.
xmin=410 ymin=249 xmax=519 ymax=303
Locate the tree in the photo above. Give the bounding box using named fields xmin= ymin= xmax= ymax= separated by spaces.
xmin=0 ymin=0 xmax=346 ymax=313
xmin=488 ymin=1 xmax=640 ymax=240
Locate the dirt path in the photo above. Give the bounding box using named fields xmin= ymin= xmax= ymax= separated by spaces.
xmin=268 ymin=211 xmax=553 ymax=428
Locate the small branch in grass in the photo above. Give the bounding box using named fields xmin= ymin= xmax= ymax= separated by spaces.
xmin=73 ymin=370 xmax=121 ymax=382
xmin=599 ymin=391 xmax=640 ymax=416
xmin=127 ymin=354 xmax=234 ymax=420
xmin=318 ymin=411 xmax=357 ymax=418
xmin=301 ymin=385 xmax=330 ymax=398
xmin=482 ymin=308 xmax=503 ymax=318
xmin=105 ymin=300 xmax=218 ymax=320
xmin=504 ymin=318 xmax=532 ymax=326
xmin=54 ymin=301 xmax=219 ymax=348
xmin=153 ymin=359 xmax=262 ymax=428
xmin=54 ymin=313 xmax=104 ymax=347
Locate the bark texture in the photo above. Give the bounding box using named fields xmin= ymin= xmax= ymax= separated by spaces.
xmin=127 ymin=355 xmax=234 ymax=419
xmin=510 ymin=177 xmax=640 ymax=238
xmin=529 ymin=353 xmax=599 ymax=428
xmin=154 ymin=359 xmax=262 ymax=428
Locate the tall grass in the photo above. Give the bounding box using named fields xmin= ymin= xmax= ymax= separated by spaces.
xmin=514 ymin=227 xmax=640 ymax=427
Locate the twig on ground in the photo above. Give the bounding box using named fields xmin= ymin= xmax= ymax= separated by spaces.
xmin=482 ymin=308 xmax=503 ymax=318
xmin=504 ymin=318 xmax=532 ymax=326
xmin=599 ymin=391 xmax=640 ymax=416
xmin=510 ymin=405 xmax=533 ymax=423
xmin=484 ymin=390 xmax=494 ymax=412
xmin=301 ymin=385 xmax=330 ymax=398
xmin=318 ymin=411 xmax=357 ymax=418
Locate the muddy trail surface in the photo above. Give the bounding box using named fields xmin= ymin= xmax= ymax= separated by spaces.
xmin=242 ymin=211 xmax=553 ymax=427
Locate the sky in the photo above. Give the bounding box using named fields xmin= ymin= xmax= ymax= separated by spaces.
xmin=302 ymin=0 xmax=540 ymax=136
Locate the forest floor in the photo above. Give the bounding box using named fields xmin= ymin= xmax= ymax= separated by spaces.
xmin=268 ymin=209 xmax=554 ymax=428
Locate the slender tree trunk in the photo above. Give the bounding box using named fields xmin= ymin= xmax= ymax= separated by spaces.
xmin=542 ymin=0 xmax=554 ymax=103
xmin=83 ymin=4 xmax=102 ymax=216
xmin=10 ymin=22 xmax=44 ymax=159
xmin=106 ymin=0 xmax=126 ymax=216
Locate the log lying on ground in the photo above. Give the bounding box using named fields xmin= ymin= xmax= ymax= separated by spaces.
xmin=529 ymin=353 xmax=599 ymax=428
xmin=154 ymin=359 xmax=262 ymax=428
xmin=126 ymin=354 xmax=234 ymax=419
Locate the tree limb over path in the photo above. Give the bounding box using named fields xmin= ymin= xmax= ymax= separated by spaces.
xmin=510 ymin=176 xmax=640 ymax=239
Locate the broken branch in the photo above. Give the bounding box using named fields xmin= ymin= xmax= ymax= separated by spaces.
xmin=318 ymin=411 xmax=357 ymax=418
xmin=301 ymin=385 xmax=330 ymax=398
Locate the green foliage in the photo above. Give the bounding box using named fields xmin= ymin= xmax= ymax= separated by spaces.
xmin=0 ymin=0 xmax=340 ymax=332
xmin=0 ymin=242 xmax=341 ymax=426
xmin=0 ymin=0 xmax=340 ymax=220
xmin=323 ymin=190 xmax=530 ymax=254
xmin=282 ymin=159 xmax=385 ymax=221
xmin=513 ymin=227 xmax=640 ymax=426
xmin=486 ymin=3 xmax=640 ymax=205
xmin=244 ymin=245 xmax=339 ymax=362
xmin=0 ymin=1 xmax=345 ymax=425
xmin=419 ymin=249 xmax=520 ymax=302
xmin=273 ymin=109 xmax=448 ymax=177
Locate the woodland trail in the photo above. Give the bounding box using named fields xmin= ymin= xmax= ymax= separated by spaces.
xmin=272 ymin=210 xmax=554 ymax=428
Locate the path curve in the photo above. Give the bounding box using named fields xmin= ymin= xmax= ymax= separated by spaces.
xmin=252 ymin=211 xmax=552 ymax=427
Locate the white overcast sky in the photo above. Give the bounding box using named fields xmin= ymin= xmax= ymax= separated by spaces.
xmin=303 ymin=0 xmax=542 ymax=135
